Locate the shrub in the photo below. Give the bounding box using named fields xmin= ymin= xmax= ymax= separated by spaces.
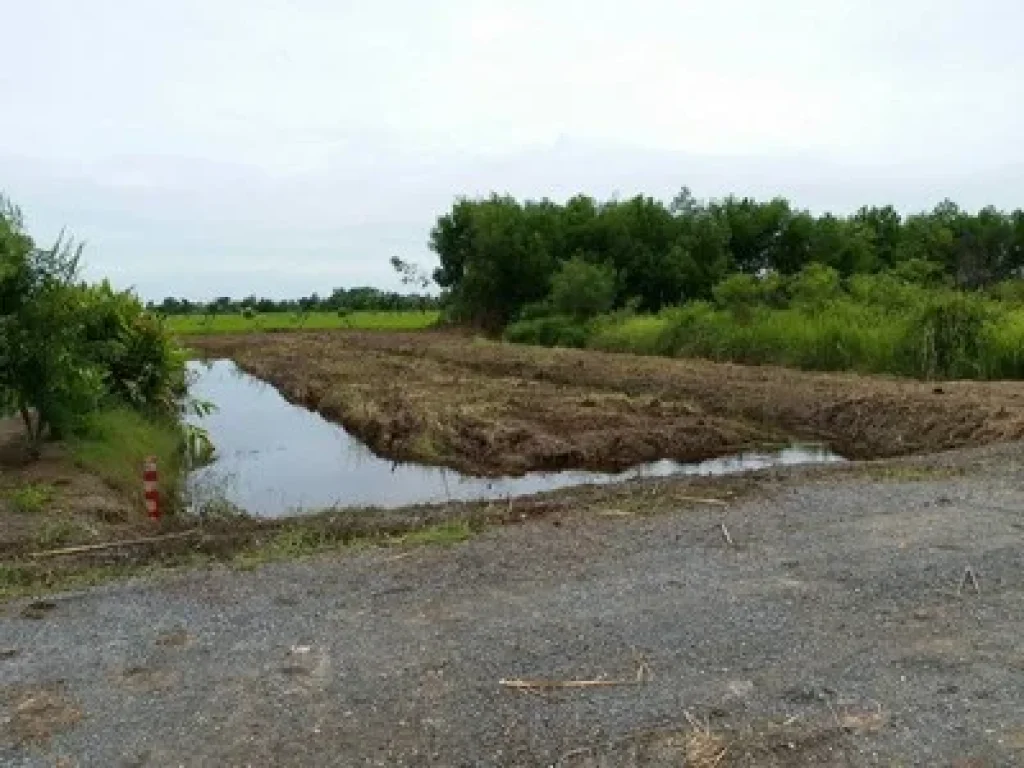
xmin=898 ymin=295 xmax=993 ymax=379
xmin=1 ymin=197 xmax=185 ymax=448
xmin=503 ymin=315 xmax=590 ymax=348
xmin=788 ymin=263 xmax=842 ymax=312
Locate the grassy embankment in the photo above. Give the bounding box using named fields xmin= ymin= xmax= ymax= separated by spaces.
xmin=67 ymin=408 xmax=184 ymax=505
xmin=166 ymin=309 xmax=440 ymax=334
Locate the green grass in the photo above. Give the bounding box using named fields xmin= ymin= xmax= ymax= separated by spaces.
xmin=6 ymin=483 xmax=56 ymax=514
xmin=394 ymin=520 xmax=473 ymax=546
xmin=508 ymin=292 xmax=1024 ymax=381
xmin=165 ymin=310 xmax=440 ymax=335
xmin=68 ymin=408 xmax=183 ymax=510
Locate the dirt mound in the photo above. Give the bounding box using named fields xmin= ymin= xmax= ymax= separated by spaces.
xmin=189 ymin=331 xmax=1024 ymax=475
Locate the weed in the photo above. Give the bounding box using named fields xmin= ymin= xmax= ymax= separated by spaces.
xmin=7 ymin=483 xmax=56 ymax=514
xmin=35 ymin=517 xmax=89 ymax=549
xmin=396 ymin=520 xmax=473 ymax=546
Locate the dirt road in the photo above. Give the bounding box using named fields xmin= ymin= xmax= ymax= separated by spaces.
xmin=191 ymin=331 xmax=1024 ymax=475
xmin=3 ymin=445 xmax=1022 ymax=766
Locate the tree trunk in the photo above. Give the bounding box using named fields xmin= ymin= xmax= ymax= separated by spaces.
xmin=18 ymin=404 xmax=42 ymax=460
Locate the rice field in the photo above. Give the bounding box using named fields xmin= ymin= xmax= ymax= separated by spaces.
xmin=165 ymin=310 xmax=440 ymax=334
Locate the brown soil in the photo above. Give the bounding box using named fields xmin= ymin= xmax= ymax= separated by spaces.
xmin=0 ymin=418 xmax=155 ymax=560
xmin=189 ymin=330 xmax=1024 ymax=475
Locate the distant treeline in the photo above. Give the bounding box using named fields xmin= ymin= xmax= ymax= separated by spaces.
xmin=429 ymin=189 xmax=1024 ymax=328
xmin=150 ymin=286 xmax=440 ymax=315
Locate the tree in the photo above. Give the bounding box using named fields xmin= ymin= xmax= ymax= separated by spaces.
xmin=0 ymin=203 xmax=101 ymax=447
xmin=547 ymin=257 xmax=617 ymax=319
xmin=389 ymin=256 xmax=432 ymax=290
xmin=1 ymin=196 xmax=184 ymax=452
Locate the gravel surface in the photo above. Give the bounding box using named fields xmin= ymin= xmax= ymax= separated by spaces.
xmin=2 ymin=447 xmax=1023 ymax=767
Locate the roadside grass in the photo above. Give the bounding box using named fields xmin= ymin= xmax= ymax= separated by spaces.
xmin=231 ymin=519 xmax=476 ymax=572
xmin=67 ymin=408 xmax=183 ymax=510
xmin=393 ymin=520 xmax=473 ymax=546
xmin=6 ymin=483 xmax=56 ymax=514
xmin=0 ymin=517 xmax=483 ymax=599
xmin=166 ymin=310 xmax=439 ymax=335
xmin=34 ymin=516 xmax=91 ymax=549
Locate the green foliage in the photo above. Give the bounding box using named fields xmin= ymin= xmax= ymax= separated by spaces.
xmin=6 ymin=483 xmax=55 ymax=514
xmin=153 ymin=287 xmax=441 ymax=317
xmin=79 ymin=282 xmax=185 ymax=411
xmin=897 ymin=295 xmax=994 ymax=379
xmin=397 ymin=520 xmax=473 ymax=546
xmin=503 ymin=315 xmax=590 ymax=348
xmin=0 ymin=199 xmax=185 ymax=448
xmin=547 ymin=257 xmax=617 ymax=319
xmin=69 ymin=408 xmax=183 ymax=508
xmin=788 ymin=263 xmax=842 ymax=312
xmin=429 ymin=189 xmax=1024 ymax=333
xmin=712 ymin=274 xmax=769 ymax=321
xmin=524 ymin=268 xmax=1024 ymax=381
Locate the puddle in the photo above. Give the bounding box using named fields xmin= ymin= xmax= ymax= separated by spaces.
xmin=185 ymin=360 xmax=845 ymax=517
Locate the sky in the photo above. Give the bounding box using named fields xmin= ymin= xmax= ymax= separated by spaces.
xmin=1 ymin=0 xmax=1022 ymax=301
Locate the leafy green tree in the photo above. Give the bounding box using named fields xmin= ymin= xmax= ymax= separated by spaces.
xmin=853 ymin=205 xmax=902 ymax=268
xmin=547 ymin=256 xmax=617 ymax=319
xmin=0 ymin=204 xmax=101 ymax=446
xmin=1 ymin=197 xmax=184 ymax=451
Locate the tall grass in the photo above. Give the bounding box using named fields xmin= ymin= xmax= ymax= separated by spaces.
xmin=509 ymin=279 xmax=1024 ymax=380
xmin=166 ymin=310 xmax=439 ymax=335
xmin=68 ymin=408 xmax=184 ymax=512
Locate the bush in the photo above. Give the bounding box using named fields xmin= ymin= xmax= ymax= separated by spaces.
xmin=788 ymin=263 xmax=842 ymax=312
xmin=79 ymin=282 xmax=185 ymax=411
xmin=712 ymin=274 xmax=762 ymax=321
xmin=1 ymin=197 xmax=185 ymax=448
xmin=503 ymin=315 xmax=590 ymax=348
xmin=898 ymin=295 xmax=993 ymax=379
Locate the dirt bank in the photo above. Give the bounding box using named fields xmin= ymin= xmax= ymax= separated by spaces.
xmin=190 ymin=330 xmax=1024 ymax=475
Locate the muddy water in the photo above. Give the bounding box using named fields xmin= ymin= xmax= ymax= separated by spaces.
xmin=185 ymin=360 xmax=845 ymax=517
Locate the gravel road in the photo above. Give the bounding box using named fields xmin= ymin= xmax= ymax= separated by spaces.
xmin=2 ymin=446 xmax=1023 ymax=766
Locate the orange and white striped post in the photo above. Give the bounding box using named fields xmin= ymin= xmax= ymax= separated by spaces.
xmin=143 ymin=456 xmax=160 ymax=521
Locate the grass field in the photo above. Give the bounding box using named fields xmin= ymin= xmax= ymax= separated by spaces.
xmin=165 ymin=310 xmax=440 ymax=334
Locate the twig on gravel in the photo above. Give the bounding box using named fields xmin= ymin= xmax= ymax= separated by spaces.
xmin=679 ymin=496 xmax=729 ymax=507
xmin=28 ymin=529 xmax=200 ymax=558
xmin=719 ymin=523 xmax=735 ymax=547
xmin=957 ymin=565 xmax=981 ymax=595
xmin=499 ymin=678 xmax=640 ymax=691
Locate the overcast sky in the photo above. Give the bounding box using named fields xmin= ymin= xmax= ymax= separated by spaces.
xmin=1 ymin=0 xmax=1022 ymax=300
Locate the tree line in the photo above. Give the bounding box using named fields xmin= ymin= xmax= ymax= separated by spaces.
xmin=429 ymin=189 xmax=1024 ymax=329
xmin=150 ymin=286 xmax=440 ymax=317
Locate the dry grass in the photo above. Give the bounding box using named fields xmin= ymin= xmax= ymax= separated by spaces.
xmin=4 ymin=683 xmax=83 ymax=745
xmin=684 ymin=711 xmax=729 ymax=767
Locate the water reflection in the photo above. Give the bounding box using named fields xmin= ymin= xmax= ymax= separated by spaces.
xmin=186 ymin=360 xmax=844 ymax=517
